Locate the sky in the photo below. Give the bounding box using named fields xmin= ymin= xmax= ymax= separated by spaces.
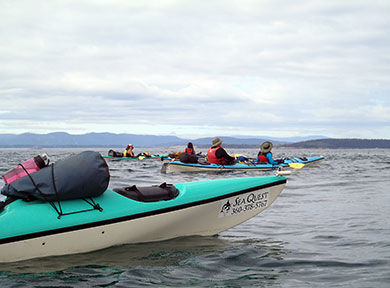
xmin=0 ymin=0 xmax=389 ymax=139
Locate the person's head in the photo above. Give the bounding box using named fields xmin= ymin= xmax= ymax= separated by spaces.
xmin=211 ymin=137 xmax=222 ymax=147
xmin=126 ymin=144 xmax=134 ymax=150
xmin=187 ymin=142 xmax=193 ymax=149
xmin=260 ymin=141 xmax=273 ymax=153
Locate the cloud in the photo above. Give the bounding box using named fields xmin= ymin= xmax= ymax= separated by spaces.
xmin=0 ymin=0 xmax=389 ymax=138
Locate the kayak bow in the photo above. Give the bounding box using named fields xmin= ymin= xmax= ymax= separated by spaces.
xmin=0 ymin=175 xmax=286 ymax=262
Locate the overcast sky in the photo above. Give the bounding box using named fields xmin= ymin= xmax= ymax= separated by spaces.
xmin=0 ymin=0 xmax=389 ymax=139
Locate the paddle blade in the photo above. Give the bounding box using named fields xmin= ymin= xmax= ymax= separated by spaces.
xmin=288 ymin=163 xmax=305 ymax=169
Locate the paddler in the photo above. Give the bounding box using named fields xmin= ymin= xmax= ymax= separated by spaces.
xmin=184 ymin=142 xmax=196 ymax=155
xmin=207 ymin=137 xmax=236 ymax=165
xmin=256 ymin=141 xmax=281 ymax=164
xmin=124 ymin=144 xmax=135 ymax=157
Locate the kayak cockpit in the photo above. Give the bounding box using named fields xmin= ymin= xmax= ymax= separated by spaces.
xmin=113 ymin=182 xmax=179 ymax=202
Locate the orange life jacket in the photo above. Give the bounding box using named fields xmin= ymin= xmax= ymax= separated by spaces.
xmin=207 ymin=146 xmax=225 ymax=164
xmin=257 ymin=152 xmax=272 ymax=163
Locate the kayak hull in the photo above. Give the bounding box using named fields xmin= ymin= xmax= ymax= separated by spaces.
xmin=0 ymin=176 xmax=286 ymax=262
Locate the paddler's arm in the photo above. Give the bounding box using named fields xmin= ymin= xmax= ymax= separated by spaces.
xmin=216 ymin=148 xmax=235 ymax=162
xmin=266 ymin=152 xmax=279 ymax=165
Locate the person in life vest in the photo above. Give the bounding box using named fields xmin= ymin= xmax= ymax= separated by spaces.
xmin=123 ymin=144 xmax=135 ymax=157
xmin=184 ymin=142 xmax=196 ymax=155
xmin=256 ymin=141 xmax=279 ymax=164
xmin=179 ymin=142 xmax=198 ymax=163
xmin=207 ymin=137 xmax=236 ymax=165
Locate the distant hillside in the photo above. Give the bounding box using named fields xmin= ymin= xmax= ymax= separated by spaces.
xmin=281 ymin=138 xmax=390 ymax=149
xmin=0 ymin=133 xmax=386 ymax=148
xmin=0 ymin=132 xmax=301 ymax=148
xmin=233 ymin=135 xmax=328 ymax=143
xmin=0 ymin=132 xmax=186 ymax=148
xmin=191 ymin=136 xmax=285 ymax=148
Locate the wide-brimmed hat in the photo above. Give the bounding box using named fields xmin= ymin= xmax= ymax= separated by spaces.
xmin=260 ymin=141 xmax=273 ymax=153
xmin=212 ymin=137 xmax=223 ymax=147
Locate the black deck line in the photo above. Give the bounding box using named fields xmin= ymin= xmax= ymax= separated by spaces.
xmin=0 ymin=179 xmax=286 ymax=245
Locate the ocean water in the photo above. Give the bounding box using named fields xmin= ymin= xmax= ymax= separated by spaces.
xmin=0 ymin=147 xmax=389 ymax=287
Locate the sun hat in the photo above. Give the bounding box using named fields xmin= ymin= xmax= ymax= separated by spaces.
xmin=260 ymin=141 xmax=273 ymax=153
xmin=211 ymin=137 xmax=223 ymax=147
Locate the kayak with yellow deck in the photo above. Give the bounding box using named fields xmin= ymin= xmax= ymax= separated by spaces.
xmin=162 ymin=156 xmax=324 ymax=173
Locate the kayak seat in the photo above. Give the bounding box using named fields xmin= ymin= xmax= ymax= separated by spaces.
xmin=113 ymin=182 xmax=179 ymax=202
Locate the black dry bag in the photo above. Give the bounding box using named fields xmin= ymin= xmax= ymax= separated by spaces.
xmin=1 ymin=151 xmax=110 ymax=201
xmin=179 ymin=153 xmax=198 ymax=163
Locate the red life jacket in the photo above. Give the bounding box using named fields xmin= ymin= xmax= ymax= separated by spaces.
xmin=257 ymin=152 xmax=272 ymax=163
xmin=207 ymin=146 xmax=225 ymax=164
xmin=185 ymin=147 xmax=193 ymax=154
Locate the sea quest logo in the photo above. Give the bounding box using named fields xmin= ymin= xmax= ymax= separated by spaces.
xmin=219 ymin=190 xmax=269 ymax=217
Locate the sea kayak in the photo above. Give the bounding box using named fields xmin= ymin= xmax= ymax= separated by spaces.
xmin=162 ymin=156 xmax=324 ymax=173
xmin=102 ymin=154 xmax=169 ymax=161
xmin=0 ymin=175 xmax=286 ymax=263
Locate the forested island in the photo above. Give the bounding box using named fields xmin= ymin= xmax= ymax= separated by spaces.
xmin=280 ymin=138 xmax=390 ymax=149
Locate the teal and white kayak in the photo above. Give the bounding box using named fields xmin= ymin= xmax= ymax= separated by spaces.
xmin=102 ymin=154 xmax=169 ymax=161
xmin=163 ymin=156 xmax=324 ymax=173
xmin=0 ymin=176 xmax=286 ymax=263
